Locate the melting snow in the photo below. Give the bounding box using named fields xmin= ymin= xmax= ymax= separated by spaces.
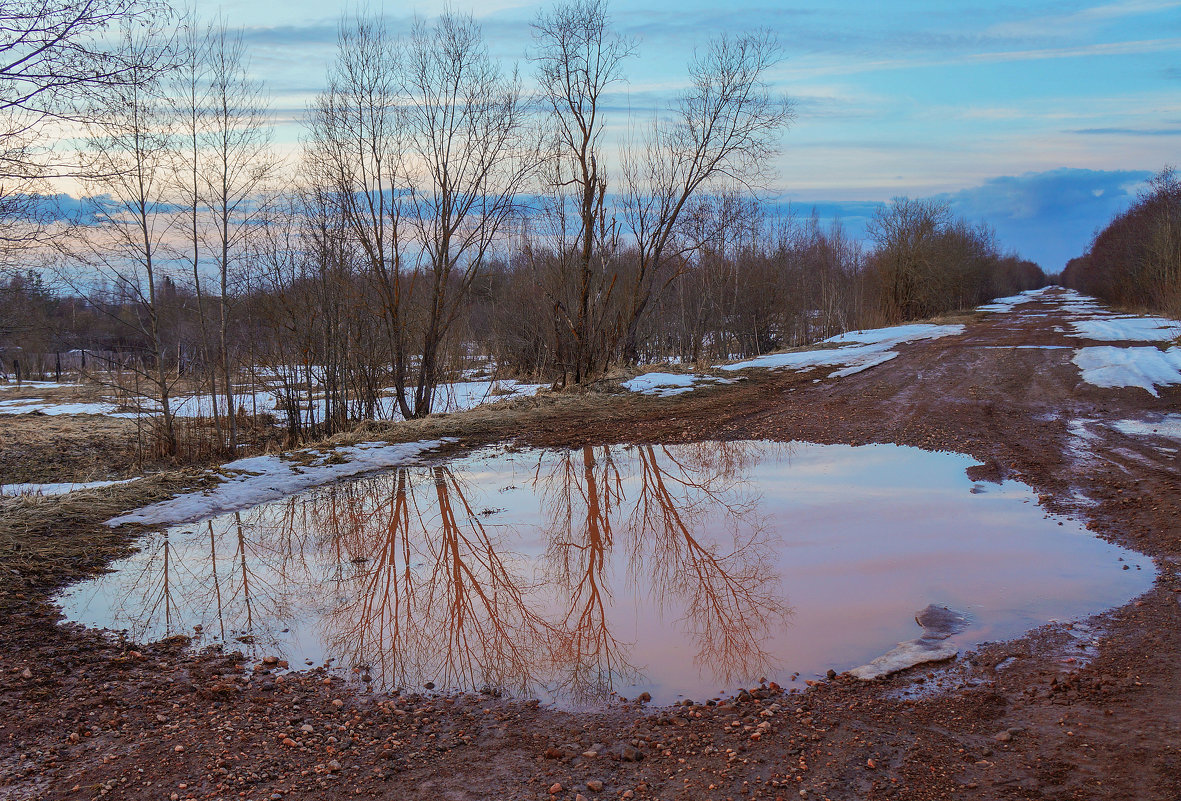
xmin=621 ymin=372 xmax=735 ymax=396
xmin=1068 ymin=317 xmax=1181 ymax=343
xmin=1111 ymin=415 xmax=1181 ymax=440
xmin=107 ymin=439 xmax=451 ymax=528
xmin=1072 ymin=346 xmax=1181 ymax=397
xmin=718 ymin=323 xmax=964 ymax=376
xmin=1 ymin=479 xmax=136 ymax=497
xmin=976 ymin=288 xmax=1047 ymax=312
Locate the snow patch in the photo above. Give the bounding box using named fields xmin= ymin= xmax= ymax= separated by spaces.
xmin=718 ymin=324 xmax=964 ymax=376
xmin=1072 ymin=346 xmax=1181 ymax=397
xmin=107 ymin=439 xmax=451 ymax=528
xmin=1111 ymin=415 xmax=1181 ymax=440
xmin=1 ymin=479 xmax=136 ymax=497
xmin=621 ymin=372 xmax=734 ymax=396
xmin=849 ymin=605 xmax=968 ymax=681
xmin=0 ymin=399 xmax=138 ymax=417
xmin=976 ymin=288 xmax=1046 ymax=312
xmin=1068 ymin=316 xmax=1181 ymax=343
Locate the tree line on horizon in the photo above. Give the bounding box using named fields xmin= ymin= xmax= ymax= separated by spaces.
xmin=1061 ymin=166 xmax=1180 ymax=317
xmin=0 ymin=0 xmax=1047 ymax=459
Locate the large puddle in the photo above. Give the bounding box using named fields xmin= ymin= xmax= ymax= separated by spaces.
xmin=58 ymin=441 xmax=1154 ymax=707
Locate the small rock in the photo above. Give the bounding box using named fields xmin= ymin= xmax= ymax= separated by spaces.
xmin=636 ymin=691 xmax=651 ymax=704
xmin=543 ymin=747 xmax=565 ymax=759
xmin=331 ymin=699 xmax=344 ymax=708
xmin=612 ymin=743 xmax=644 ymax=762
xmin=994 ymin=731 xmax=1012 ymax=742
xmin=548 ymin=782 xmax=562 ymax=794
xmin=576 ymin=795 xmax=587 ymax=801
xmin=826 ymin=669 xmax=837 ymax=680
xmin=424 ymin=681 xmax=435 ymax=690
xmin=174 ymin=745 xmax=184 ymax=753
xmin=262 ymin=655 xmax=279 ymax=665
xmin=866 ymin=758 xmax=876 ymax=769
xmin=586 ymin=779 xmax=604 ymax=792
xmin=282 ymin=738 xmax=298 ymax=747
xmin=326 ymin=759 xmax=341 ymax=773
xmin=300 ymin=724 xmax=314 ymax=733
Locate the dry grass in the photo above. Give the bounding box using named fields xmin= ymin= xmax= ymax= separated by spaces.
xmin=0 ymin=469 xmax=211 ymax=596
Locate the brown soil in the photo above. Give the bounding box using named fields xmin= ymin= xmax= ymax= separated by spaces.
xmin=3 ymin=287 xmax=1180 ymax=801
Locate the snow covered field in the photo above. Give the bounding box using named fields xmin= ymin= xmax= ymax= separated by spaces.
xmin=0 ymin=379 xmax=545 ymax=421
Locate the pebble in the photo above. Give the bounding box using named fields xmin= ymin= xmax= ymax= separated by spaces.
xmin=174 ymin=745 xmax=184 ymax=753
xmin=586 ymin=780 xmax=604 ymax=792
xmin=994 ymin=731 xmax=1012 ymax=742
xmin=20 ymin=668 xmax=32 ymax=679
xmin=548 ymin=782 xmax=562 ymax=794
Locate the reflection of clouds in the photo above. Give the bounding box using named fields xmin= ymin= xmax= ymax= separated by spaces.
xmin=72 ymin=443 xmax=790 ymax=705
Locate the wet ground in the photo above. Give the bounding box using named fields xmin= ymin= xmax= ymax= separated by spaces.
xmin=2 ymin=287 xmax=1181 ymax=800
xmin=59 ymin=442 xmax=1152 ymax=708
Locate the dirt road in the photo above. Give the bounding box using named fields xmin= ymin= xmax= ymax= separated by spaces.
xmin=2 ymin=288 xmax=1179 ymax=800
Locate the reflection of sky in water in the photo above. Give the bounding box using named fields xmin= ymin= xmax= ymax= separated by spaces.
xmin=57 ymin=441 xmax=1154 ymax=708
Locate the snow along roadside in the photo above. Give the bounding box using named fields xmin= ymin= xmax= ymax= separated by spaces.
xmin=107 ymin=439 xmax=453 ymax=528
xmin=717 ymin=323 xmax=965 ymax=376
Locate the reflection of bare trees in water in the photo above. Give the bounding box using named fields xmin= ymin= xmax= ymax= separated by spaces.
xmin=540 ymin=445 xmax=640 ymax=704
xmin=93 ymin=508 xmax=317 ymax=658
xmin=539 ymin=441 xmax=789 ymax=690
xmin=316 ymin=467 xmax=561 ymax=696
xmin=85 ymin=440 xmax=789 ymax=704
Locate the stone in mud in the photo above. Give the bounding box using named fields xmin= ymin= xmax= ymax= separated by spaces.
xmin=849 ymin=604 xmax=969 ymax=680
xmin=611 ymin=743 xmax=644 ymax=762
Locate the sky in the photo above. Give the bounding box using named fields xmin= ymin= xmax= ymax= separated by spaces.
xmin=186 ymin=0 xmax=1181 ymax=271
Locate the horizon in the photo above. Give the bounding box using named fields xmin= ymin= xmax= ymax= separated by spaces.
xmin=177 ymin=0 xmax=1181 ymax=272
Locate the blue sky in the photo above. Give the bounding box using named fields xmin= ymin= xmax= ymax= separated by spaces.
xmin=189 ymin=0 xmax=1181 ymax=271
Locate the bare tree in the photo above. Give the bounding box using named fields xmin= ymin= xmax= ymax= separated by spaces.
xmin=531 ymin=0 xmax=634 ymax=385
xmin=66 ymin=23 xmax=180 ymax=454
xmin=305 ymin=12 xmax=410 ymax=416
xmin=168 ymin=13 xmax=224 ymax=442
xmin=400 ymin=12 xmax=539 ymax=415
xmin=0 ymin=0 xmax=168 ymax=267
xmin=201 ymin=19 xmax=277 ymax=448
xmin=619 ymin=30 xmax=793 ymax=363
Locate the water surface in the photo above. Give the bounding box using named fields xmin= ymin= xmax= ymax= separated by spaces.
xmin=58 ymin=441 xmax=1153 ymax=707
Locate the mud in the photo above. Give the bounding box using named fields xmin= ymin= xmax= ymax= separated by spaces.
xmin=2 ymin=287 xmax=1180 ymax=800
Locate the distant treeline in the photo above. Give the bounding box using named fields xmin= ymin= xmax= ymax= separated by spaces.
xmin=1062 ymin=166 xmax=1181 ymax=316
xmin=3 ymin=196 xmax=1045 ymax=389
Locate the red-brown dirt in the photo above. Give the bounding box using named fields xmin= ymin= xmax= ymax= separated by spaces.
xmin=2 ymin=287 xmax=1179 ymax=800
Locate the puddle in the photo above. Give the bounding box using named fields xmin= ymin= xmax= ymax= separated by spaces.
xmin=57 ymin=441 xmax=1154 ymax=708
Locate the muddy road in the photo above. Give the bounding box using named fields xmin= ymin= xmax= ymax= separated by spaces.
xmin=2 ymin=288 xmax=1179 ymax=800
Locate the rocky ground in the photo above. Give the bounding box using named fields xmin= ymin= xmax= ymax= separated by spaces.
xmin=2 ymin=288 xmax=1180 ymax=800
